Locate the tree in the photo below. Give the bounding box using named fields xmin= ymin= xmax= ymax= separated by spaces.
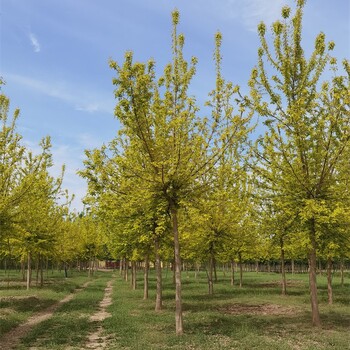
xmin=249 ymin=0 xmax=350 ymax=326
xmin=106 ymin=11 xmax=251 ymax=335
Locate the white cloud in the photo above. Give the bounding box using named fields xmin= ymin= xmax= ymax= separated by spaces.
xmin=75 ymin=103 xmax=100 ymax=113
xmin=5 ymin=73 xmax=114 ymax=115
xmin=224 ymin=0 xmax=294 ymax=32
xmin=29 ymin=33 xmax=41 ymax=52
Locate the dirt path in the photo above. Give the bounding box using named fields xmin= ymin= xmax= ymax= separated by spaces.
xmin=0 ymin=281 xmax=91 ymax=350
xmin=85 ymin=279 xmax=114 ymax=349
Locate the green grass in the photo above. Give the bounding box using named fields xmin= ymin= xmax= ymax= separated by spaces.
xmin=102 ymin=270 xmax=350 ymax=350
xmin=0 ymin=269 xmax=94 ymax=337
xmin=17 ymin=272 xmax=113 ymax=349
xmin=1 ymin=269 xmax=349 ymax=349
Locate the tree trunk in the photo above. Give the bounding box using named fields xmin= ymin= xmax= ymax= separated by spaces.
xmin=230 ymin=260 xmax=235 ymax=286
xmin=327 ymin=257 xmax=333 ymax=305
xmin=213 ymin=256 xmax=217 ymax=282
xmin=40 ymin=258 xmax=44 ymax=287
xmin=35 ymin=257 xmax=40 ymax=286
xmin=131 ymin=261 xmax=137 ymax=290
xmin=239 ymin=253 xmax=243 ymax=288
xmin=171 ymin=206 xmax=183 ymax=335
xmin=340 ymin=258 xmax=344 ymax=287
xmin=124 ymin=259 xmax=129 ymax=282
xmin=120 ymin=258 xmax=123 ymax=276
xmin=291 ymin=259 xmax=295 ymax=275
xmin=143 ymin=255 xmax=149 ymax=300
xmin=155 ymin=237 xmax=163 ymax=311
xmin=309 ymin=219 xmax=321 ymax=326
xmin=280 ymin=238 xmax=287 ymax=295
xmin=194 ymin=263 xmax=200 ymax=279
xmin=21 ymin=260 xmax=25 ymax=281
xmin=26 ymin=251 xmax=31 ymax=290
xmin=208 ymin=254 xmax=214 ymax=295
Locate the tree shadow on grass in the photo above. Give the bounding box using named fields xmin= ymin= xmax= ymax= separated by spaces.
xmin=0 ymin=296 xmax=56 ymax=313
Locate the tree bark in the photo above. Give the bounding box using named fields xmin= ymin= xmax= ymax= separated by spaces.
xmin=213 ymin=256 xmax=217 ymax=282
xmin=171 ymin=206 xmax=183 ymax=335
xmin=26 ymin=251 xmax=31 ymax=290
xmin=143 ymin=255 xmax=149 ymax=300
xmin=124 ymin=259 xmax=129 ymax=282
xmin=280 ymin=237 xmax=287 ymax=295
xmin=340 ymin=258 xmax=344 ymax=287
xmin=327 ymin=257 xmax=333 ymax=305
xmin=155 ymin=237 xmax=163 ymax=311
xmin=309 ymin=219 xmax=321 ymax=326
xmin=239 ymin=253 xmax=243 ymax=288
xmin=208 ymin=253 xmax=214 ymax=295
xmin=131 ymin=261 xmax=137 ymax=290
xmin=230 ymin=260 xmax=235 ymax=286
xmin=40 ymin=257 xmax=44 ymax=287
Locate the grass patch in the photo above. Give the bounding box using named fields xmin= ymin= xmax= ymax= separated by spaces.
xmin=102 ymin=270 xmax=350 ymax=350
xmin=0 ymin=269 xmax=101 ymax=337
xmin=1 ymin=269 xmax=349 ymax=349
xmin=16 ymin=271 xmax=114 ymax=349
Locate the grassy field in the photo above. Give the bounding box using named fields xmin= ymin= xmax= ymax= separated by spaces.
xmin=0 ymin=268 xmax=349 ymax=349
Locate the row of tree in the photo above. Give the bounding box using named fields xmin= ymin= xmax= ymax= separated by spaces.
xmin=0 ymin=80 xmax=111 ymax=288
xmin=80 ymin=0 xmax=350 ymax=334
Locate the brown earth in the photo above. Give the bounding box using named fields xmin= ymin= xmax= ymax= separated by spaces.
xmin=85 ymin=279 xmax=114 ymax=349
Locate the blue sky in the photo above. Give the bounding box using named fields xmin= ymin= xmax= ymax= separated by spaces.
xmin=1 ymin=0 xmax=349 ymax=212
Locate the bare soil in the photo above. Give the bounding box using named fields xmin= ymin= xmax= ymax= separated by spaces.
xmin=219 ymin=303 xmax=299 ymax=316
xmin=85 ymin=279 xmax=114 ymax=349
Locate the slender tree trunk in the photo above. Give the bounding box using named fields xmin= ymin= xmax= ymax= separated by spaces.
xmin=208 ymin=253 xmax=214 ymax=295
xmin=46 ymin=257 xmax=49 ymax=279
xmin=280 ymin=238 xmax=287 ymax=295
xmin=327 ymin=257 xmax=333 ymax=305
xmin=194 ymin=263 xmax=200 ymax=279
xmin=131 ymin=261 xmax=137 ymax=290
xmin=26 ymin=251 xmax=31 ymax=290
xmin=291 ymin=259 xmax=295 ymax=275
xmin=340 ymin=258 xmax=344 ymax=287
xmin=119 ymin=258 xmax=123 ymax=276
xmin=124 ymin=259 xmax=129 ymax=282
xmin=21 ymin=260 xmax=25 ymax=281
xmin=143 ymin=255 xmax=149 ymax=300
xmin=40 ymin=257 xmax=44 ymax=287
xmin=239 ymin=253 xmax=243 ymax=288
xmin=155 ymin=237 xmax=163 ymax=311
xmin=171 ymin=206 xmax=183 ymax=335
xmin=309 ymin=219 xmax=321 ymax=326
xmin=36 ymin=257 xmax=40 ymax=286
xmin=230 ymin=260 xmax=235 ymax=286
xmin=213 ymin=256 xmax=217 ymax=282
xmin=64 ymin=262 xmax=68 ymax=278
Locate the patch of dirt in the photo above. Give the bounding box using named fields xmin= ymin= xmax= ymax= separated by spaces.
xmin=85 ymin=279 xmax=114 ymax=349
xmin=0 ymin=280 xmax=91 ymax=350
xmin=257 ymin=280 xmax=305 ymax=288
xmin=219 ymin=303 xmax=298 ymax=316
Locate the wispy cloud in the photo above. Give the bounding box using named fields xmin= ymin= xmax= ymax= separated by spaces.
xmin=224 ymin=0 xmax=293 ymax=32
xmin=5 ymin=73 xmax=114 ymax=115
xmin=75 ymin=103 xmax=100 ymax=113
xmin=29 ymin=32 xmax=41 ymax=52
